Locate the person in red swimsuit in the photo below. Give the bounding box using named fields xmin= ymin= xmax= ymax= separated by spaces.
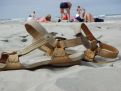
xmin=60 ymin=2 xmax=72 ymax=21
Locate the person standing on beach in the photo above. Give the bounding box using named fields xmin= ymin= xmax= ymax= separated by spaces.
xmin=60 ymin=2 xmax=72 ymax=21
xmin=31 ymin=11 xmax=36 ymax=19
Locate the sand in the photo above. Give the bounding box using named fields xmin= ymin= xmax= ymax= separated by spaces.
xmin=0 ymin=21 xmax=121 ymax=91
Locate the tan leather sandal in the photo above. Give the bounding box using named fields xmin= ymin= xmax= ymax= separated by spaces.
xmin=0 ymin=20 xmax=83 ymax=70
xmin=0 ymin=21 xmax=119 ymax=70
xmin=76 ymin=23 xmax=119 ymax=62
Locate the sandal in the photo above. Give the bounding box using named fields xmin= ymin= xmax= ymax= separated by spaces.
xmin=0 ymin=20 xmax=83 ymax=70
xmin=76 ymin=23 xmax=119 ymax=62
xmin=0 ymin=21 xmax=119 ymax=70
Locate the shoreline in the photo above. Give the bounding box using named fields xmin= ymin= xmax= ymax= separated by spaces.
xmin=1 ymin=14 xmax=121 ymax=24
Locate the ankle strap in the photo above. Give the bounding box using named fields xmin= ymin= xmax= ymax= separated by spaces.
xmin=80 ymin=23 xmax=119 ymax=59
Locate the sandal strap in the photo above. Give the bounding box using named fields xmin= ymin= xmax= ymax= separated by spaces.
xmin=59 ymin=37 xmax=82 ymax=48
xmin=0 ymin=52 xmax=9 ymax=63
xmin=19 ymin=20 xmax=83 ymax=67
xmin=20 ymin=20 xmax=84 ymax=56
xmin=0 ymin=52 xmax=23 ymax=70
xmin=18 ymin=33 xmax=55 ymax=56
xmin=96 ymin=42 xmax=119 ymax=58
xmin=0 ymin=53 xmax=9 ymax=68
xmin=81 ymin=23 xmax=119 ymax=59
xmin=49 ymin=55 xmax=81 ymax=66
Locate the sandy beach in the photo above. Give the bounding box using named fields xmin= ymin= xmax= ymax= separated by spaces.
xmin=0 ymin=20 xmax=121 ymax=91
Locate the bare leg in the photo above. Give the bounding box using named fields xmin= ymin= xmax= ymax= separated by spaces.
xmin=84 ymin=13 xmax=94 ymax=22
xmin=87 ymin=14 xmax=91 ymax=22
xmin=60 ymin=9 xmax=64 ymax=20
xmin=90 ymin=14 xmax=94 ymax=22
xmin=87 ymin=13 xmax=94 ymax=22
xmin=66 ymin=8 xmax=70 ymax=21
xmin=84 ymin=14 xmax=88 ymax=22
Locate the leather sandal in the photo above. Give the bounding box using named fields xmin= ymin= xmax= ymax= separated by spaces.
xmin=0 ymin=21 xmax=119 ymax=70
xmin=76 ymin=23 xmax=119 ymax=62
xmin=0 ymin=20 xmax=83 ymax=70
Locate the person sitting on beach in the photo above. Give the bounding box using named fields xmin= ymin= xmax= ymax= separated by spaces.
xmin=26 ymin=11 xmax=36 ymax=21
xmin=60 ymin=2 xmax=72 ymax=21
xmin=62 ymin=12 xmax=68 ymax=20
xmin=36 ymin=14 xmax=51 ymax=23
xmin=58 ymin=12 xmax=69 ymax=22
xmin=75 ymin=6 xmax=84 ymax=22
xmin=77 ymin=5 xmax=81 ymax=16
xmin=27 ymin=15 xmax=33 ymax=21
xmin=82 ymin=9 xmax=94 ymax=22
xmin=75 ymin=6 xmax=104 ymax=22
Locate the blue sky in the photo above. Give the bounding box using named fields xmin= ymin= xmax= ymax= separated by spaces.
xmin=0 ymin=0 xmax=121 ymax=19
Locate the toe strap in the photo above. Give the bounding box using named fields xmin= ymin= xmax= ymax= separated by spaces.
xmin=0 ymin=53 xmax=9 ymax=69
xmin=0 ymin=52 xmax=23 ymax=70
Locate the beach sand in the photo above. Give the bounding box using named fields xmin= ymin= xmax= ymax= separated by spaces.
xmin=0 ymin=21 xmax=121 ymax=91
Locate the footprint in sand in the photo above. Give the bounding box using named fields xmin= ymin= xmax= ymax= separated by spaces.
xmin=97 ymin=26 xmax=101 ymax=29
xmin=19 ymin=34 xmax=29 ymax=42
xmin=19 ymin=35 xmax=29 ymax=38
xmin=61 ymin=33 xmax=64 ymax=36
xmin=21 ymin=38 xmax=28 ymax=42
xmin=0 ymin=39 xmax=9 ymax=42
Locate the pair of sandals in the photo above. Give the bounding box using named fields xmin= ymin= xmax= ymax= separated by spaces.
xmin=0 ymin=20 xmax=119 ymax=70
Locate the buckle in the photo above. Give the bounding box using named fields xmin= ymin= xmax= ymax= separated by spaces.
xmin=90 ymin=40 xmax=101 ymax=51
xmin=97 ymin=40 xmax=101 ymax=47
xmin=0 ymin=52 xmax=9 ymax=64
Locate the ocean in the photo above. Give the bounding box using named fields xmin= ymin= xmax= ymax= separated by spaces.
xmin=0 ymin=14 xmax=121 ymax=24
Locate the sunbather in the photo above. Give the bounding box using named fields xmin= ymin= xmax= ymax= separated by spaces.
xmin=36 ymin=14 xmax=51 ymax=22
xmin=78 ymin=8 xmax=103 ymax=22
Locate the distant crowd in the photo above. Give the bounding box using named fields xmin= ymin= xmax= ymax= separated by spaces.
xmin=27 ymin=2 xmax=104 ymax=23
